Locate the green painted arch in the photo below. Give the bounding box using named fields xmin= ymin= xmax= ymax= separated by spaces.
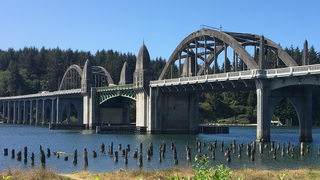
xmin=99 ymin=90 xmax=136 ymax=105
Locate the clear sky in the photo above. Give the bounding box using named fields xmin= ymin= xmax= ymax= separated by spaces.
xmin=0 ymin=0 xmax=319 ymax=63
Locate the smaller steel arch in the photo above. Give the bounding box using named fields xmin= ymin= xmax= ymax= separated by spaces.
xmin=59 ymin=65 xmax=83 ymax=90
xmin=99 ymin=90 xmax=136 ymax=105
xmin=95 ymin=66 xmax=115 ymax=85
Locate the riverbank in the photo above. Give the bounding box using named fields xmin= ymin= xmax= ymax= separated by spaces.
xmin=2 ymin=167 xmax=320 ymax=180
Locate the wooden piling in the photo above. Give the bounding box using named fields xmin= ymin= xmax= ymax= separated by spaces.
xmin=273 ymin=148 xmax=276 ymax=159
xmin=147 ymin=148 xmax=151 ymax=160
xmin=31 ymin=152 xmax=34 ymax=166
xmin=124 ymin=149 xmax=128 ymax=165
xmin=118 ymin=144 xmax=122 ymax=150
xmin=301 ymin=142 xmax=304 ymax=156
xmin=246 ymin=144 xmax=251 ymax=156
xmin=221 ymin=141 xmax=224 ymax=152
xmin=4 ymin=148 xmax=8 ymax=156
xmin=122 ymin=149 xmax=125 ymax=156
xmin=40 ymin=150 xmax=45 ymax=166
xmin=133 ymin=150 xmax=138 ymax=158
xmin=271 ymin=141 xmax=274 ymax=152
xmin=227 ymin=149 xmax=231 ymax=162
xmin=287 ymin=142 xmax=290 ymax=154
xmin=251 ymin=148 xmax=254 ymax=161
xmin=73 ymin=149 xmax=77 ymax=164
xmin=46 ymin=148 xmax=50 ymax=157
xmin=100 ymin=143 xmax=105 ymax=153
xmin=259 ymin=142 xmax=263 ymax=157
xmin=11 ymin=149 xmax=15 ymax=159
xmin=140 ymin=143 xmax=143 ymax=154
xmin=149 ymin=142 xmax=153 ymax=155
xmin=24 ymin=146 xmax=27 ymax=163
xmin=212 ymin=148 xmax=215 ymax=160
xmin=277 ymin=142 xmax=280 ymax=150
xmin=114 ymin=151 xmax=118 ymax=163
xmin=93 ymin=151 xmax=97 ymax=158
xmin=127 ymin=144 xmax=130 ymax=152
xmin=171 ymin=142 xmax=175 ymax=150
xmin=64 ymin=156 xmax=68 ymax=161
xmin=17 ymin=151 xmax=21 ymax=161
xmin=84 ymin=148 xmax=88 ymax=167
xmin=138 ymin=154 xmax=143 ymax=167
xmin=306 ymin=145 xmax=310 ymax=153
xmin=110 ymin=142 xmax=113 ymax=155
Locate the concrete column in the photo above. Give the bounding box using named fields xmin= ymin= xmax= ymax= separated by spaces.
xmin=195 ymin=39 xmax=198 ymax=75
xmin=235 ymin=54 xmax=238 ymax=71
xmin=67 ymin=103 xmax=71 ymax=124
xmin=51 ymin=99 xmax=56 ymax=124
xmin=89 ymin=87 xmax=97 ymax=129
xmin=2 ymin=102 xmax=6 ymax=123
xmin=178 ymin=53 xmax=181 ymax=77
xmin=302 ymin=40 xmax=308 ymax=65
xmin=18 ymin=101 xmax=22 ymax=124
xmin=186 ymin=43 xmax=189 ymax=77
xmin=8 ymin=102 xmax=12 ymax=123
xmin=30 ymin=100 xmax=34 ymax=124
xmin=36 ymin=100 xmax=39 ymax=125
xmin=42 ymin=100 xmax=46 ymax=125
xmin=224 ymin=43 xmax=227 ymax=73
xmin=136 ymin=91 xmax=148 ymax=127
xmin=13 ymin=101 xmax=16 ymax=123
xmin=256 ymin=80 xmax=270 ymax=142
xmin=56 ymin=97 xmax=62 ymax=123
xmin=23 ymin=101 xmax=27 ymax=124
xmin=259 ymin=35 xmax=265 ymax=69
xmin=233 ymin=50 xmax=235 ymax=72
xmin=214 ymin=37 xmax=217 ymax=74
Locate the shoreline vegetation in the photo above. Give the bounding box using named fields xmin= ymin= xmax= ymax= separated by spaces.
xmin=2 ymin=167 xmax=320 ymax=180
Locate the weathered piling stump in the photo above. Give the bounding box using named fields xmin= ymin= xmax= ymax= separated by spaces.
xmin=11 ymin=149 xmax=15 ymax=159
xmin=118 ymin=144 xmax=122 ymax=150
xmin=133 ymin=150 xmax=138 ymax=158
xmin=287 ymin=142 xmax=290 ymax=154
xmin=159 ymin=151 xmax=162 ymax=163
xmin=246 ymin=144 xmax=251 ymax=156
xmin=110 ymin=142 xmax=113 ymax=155
xmin=139 ymin=154 xmax=143 ymax=167
xmin=264 ymin=144 xmax=267 ymax=149
xmin=238 ymin=147 xmax=242 ymax=159
xmin=186 ymin=147 xmax=191 ymax=161
xmin=149 ymin=142 xmax=153 ymax=155
xmin=306 ymin=145 xmax=310 ymax=153
xmin=318 ymin=148 xmax=320 ymax=155
xmin=174 ymin=158 xmax=178 ymax=165
xmin=291 ymin=151 xmax=294 ymax=158
xmin=196 ymin=138 xmax=199 ymax=149
xmin=277 ymin=142 xmax=280 ymax=150
xmin=213 ymin=140 xmax=217 ymax=149
xmin=57 ymin=154 xmax=60 ymax=158
xmin=224 ymin=147 xmax=229 ymax=157
xmin=100 ymin=143 xmax=105 ymax=153
xmin=17 ymin=151 xmax=22 ymax=161
xmin=122 ymin=149 xmax=125 ymax=156
xmin=203 ymin=142 xmax=206 ymax=147
xmin=281 ymin=146 xmax=285 ymax=157
xmin=273 ymin=148 xmax=276 ymax=159
xmin=221 ymin=141 xmax=224 ymax=152
xmin=40 ymin=150 xmax=45 ymax=166
xmin=198 ymin=144 xmax=201 ymax=154
xmin=229 ymin=143 xmax=232 ymax=151
xmin=31 ymin=152 xmax=34 ymax=166
xmin=4 ymin=148 xmax=8 ymax=156
xmin=259 ymin=142 xmax=263 ymax=157
xmin=124 ymin=149 xmax=128 ymax=165
xmin=301 ymin=142 xmax=304 ymax=156
xmin=84 ymin=148 xmax=88 ymax=167
xmin=64 ymin=156 xmax=68 ymax=161
xmin=233 ymin=139 xmax=236 ymax=149
xmin=24 ymin=146 xmax=28 ymax=163
xmin=114 ymin=151 xmax=118 ymax=163
xmin=93 ymin=151 xmax=97 ymax=158
xmin=227 ymin=149 xmax=231 ymax=162
xmin=46 ymin=148 xmax=50 ymax=157
xmin=251 ymin=148 xmax=254 ymax=161
xmin=140 ymin=143 xmax=143 ymax=154
xmin=212 ymin=148 xmax=215 ymax=160
xmin=127 ymin=144 xmax=130 ymax=152
xmin=271 ymin=141 xmax=274 ymax=152
xmin=108 ymin=145 xmax=111 ymax=154
xmin=171 ymin=142 xmax=175 ymax=150
xmin=147 ymin=148 xmax=152 ymax=161
xmin=73 ymin=149 xmax=77 ymax=164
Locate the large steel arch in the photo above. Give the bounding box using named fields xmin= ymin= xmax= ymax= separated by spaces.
xmin=159 ymin=29 xmax=298 ymax=80
xmin=59 ymin=65 xmax=83 ymax=90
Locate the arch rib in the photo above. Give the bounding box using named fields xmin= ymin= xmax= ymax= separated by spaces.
xmin=59 ymin=65 xmax=83 ymax=90
xmin=159 ymin=29 xmax=259 ymax=80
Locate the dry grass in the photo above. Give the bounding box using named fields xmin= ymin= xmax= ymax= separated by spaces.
xmin=2 ymin=167 xmax=320 ymax=180
xmin=0 ymin=166 xmax=67 ymax=180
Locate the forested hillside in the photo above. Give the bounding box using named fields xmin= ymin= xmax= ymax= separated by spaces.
xmin=0 ymin=45 xmax=319 ymax=125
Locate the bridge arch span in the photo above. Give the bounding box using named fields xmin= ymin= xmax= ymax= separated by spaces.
xmin=159 ymin=29 xmax=298 ymax=80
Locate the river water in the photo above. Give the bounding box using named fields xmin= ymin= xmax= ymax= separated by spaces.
xmin=0 ymin=124 xmax=319 ymax=173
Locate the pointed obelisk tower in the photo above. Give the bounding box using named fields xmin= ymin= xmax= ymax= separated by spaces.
xmin=119 ymin=62 xmax=133 ymax=85
xmin=133 ymin=43 xmax=153 ymax=127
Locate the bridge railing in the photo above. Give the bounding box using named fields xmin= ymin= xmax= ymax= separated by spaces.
xmin=150 ymin=64 xmax=320 ymax=87
xmin=96 ymin=84 xmax=134 ymax=92
xmin=0 ymin=89 xmax=81 ymax=100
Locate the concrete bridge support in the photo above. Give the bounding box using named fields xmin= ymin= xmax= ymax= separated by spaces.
xmin=256 ymin=79 xmax=313 ymax=142
xmin=148 ymin=87 xmax=199 ymax=133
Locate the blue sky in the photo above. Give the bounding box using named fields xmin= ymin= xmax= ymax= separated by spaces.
xmin=0 ymin=0 xmax=319 ymax=65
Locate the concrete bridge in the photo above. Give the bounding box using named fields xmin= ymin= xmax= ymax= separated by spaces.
xmin=0 ymin=29 xmax=317 ymax=142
